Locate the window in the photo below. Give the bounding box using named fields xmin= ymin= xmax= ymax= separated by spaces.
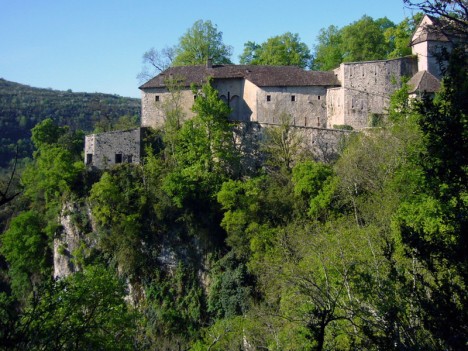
xmin=86 ymin=153 xmax=93 ymax=165
xmin=155 ymin=95 xmax=160 ymax=102
xmin=318 ymin=95 xmax=321 ymax=100
xmin=115 ymin=153 xmax=122 ymax=164
xmin=291 ymin=95 xmax=296 ymax=102
xmin=266 ymin=95 xmax=271 ymax=102
xmin=127 ymin=155 xmax=133 ymax=163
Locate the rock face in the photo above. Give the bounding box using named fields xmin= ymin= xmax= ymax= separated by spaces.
xmin=53 ymin=202 xmax=95 ymax=279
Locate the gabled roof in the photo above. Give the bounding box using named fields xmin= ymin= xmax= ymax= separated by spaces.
xmin=408 ymin=70 xmax=441 ymax=94
xmin=139 ymin=65 xmax=340 ymax=90
xmin=411 ymin=14 xmax=452 ymax=45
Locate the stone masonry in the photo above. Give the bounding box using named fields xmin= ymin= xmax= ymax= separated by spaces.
xmin=85 ymin=15 xmax=450 ymax=169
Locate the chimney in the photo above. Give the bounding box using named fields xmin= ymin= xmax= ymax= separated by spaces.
xmin=206 ymin=58 xmax=213 ymax=68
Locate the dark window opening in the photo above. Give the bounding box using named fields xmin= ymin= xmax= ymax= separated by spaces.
xmin=127 ymin=155 xmax=133 ymax=163
xmin=291 ymin=95 xmax=296 ymax=102
xmin=86 ymin=153 xmax=93 ymax=165
xmin=266 ymin=95 xmax=271 ymax=102
xmin=155 ymin=95 xmax=160 ymax=102
xmin=318 ymin=95 xmax=321 ymax=100
xmin=115 ymin=154 xmax=122 ymax=164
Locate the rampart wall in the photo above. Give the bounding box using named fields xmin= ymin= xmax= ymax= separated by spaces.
xmin=327 ymin=57 xmax=418 ymax=129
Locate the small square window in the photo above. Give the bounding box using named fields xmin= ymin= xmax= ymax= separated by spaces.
xmin=155 ymin=95 xmax=160 ymax=102
xmin=291 ymin=95 xmax=296 ymax=102
xmin=115 ymin=153 xmax=122 ymax=164
xmin=127 ymin=155 xmax=133 ymax=163
xmin=266 ymin=95 xmax=271 ymax=102
xmin=86 ymin=153 xmax=93 ymax=165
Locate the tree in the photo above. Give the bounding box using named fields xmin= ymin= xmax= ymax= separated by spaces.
xmin=239 ymin=32 xmax=312 ymax=68
xmin=312 ymin=15 xmax=420 ymax=70
xmin=137 ymin=46 xmax=176 ymax=83
xmin=0 ymin=210 xmax=49 ymax=300
xmin=89 ymin=167 xmax=147 ymax=276
xmin=312 ymin=25 xmax=343 ymax=70
xmin=162 ymin=79 xmax=239 ymax=207
xmin=173 ymin=20 xmax=233 ymax=66
xmin=13 ymin=266 xmax=136 ymax=350
xmin=394 ymin=45 xmax=468 ymax=349
xmin=341 ymin=15 xmax=393 ymax=62
xmin=249 ymin=220 xmax=388 ymax=351
xmin=384 ymin=14 xmax=424 ymax=58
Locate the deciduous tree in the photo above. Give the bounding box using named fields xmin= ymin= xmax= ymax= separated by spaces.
xmin=239 ymin=32 xmax=312 ymax=68
xmin=173 ymin=20 xmax=233 ymax=66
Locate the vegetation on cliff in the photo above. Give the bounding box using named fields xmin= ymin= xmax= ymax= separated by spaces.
xmin=1 ymin=3 xmax=467 ymax=350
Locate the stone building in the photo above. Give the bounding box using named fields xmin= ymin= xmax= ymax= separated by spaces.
xmin=85 ymin=15 xmax=452 ymax=169
xmin=139 ymin=64 xmax=339 ymax=128
xmin=327 ymin=57 xmax=418 ymax=129
xmin=84 ymin=128 xmax=142 ymax=169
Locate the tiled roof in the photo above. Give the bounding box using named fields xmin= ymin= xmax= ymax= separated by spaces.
xmin=411 ymin=31 xmax=451 ymax=45
xmin=411 ymin=14 xmax=453 ymax=45
xmin=139 ymin=65 xmax=340 ymax=89
xmin=408 ymin=70 xmax=441 ymax=94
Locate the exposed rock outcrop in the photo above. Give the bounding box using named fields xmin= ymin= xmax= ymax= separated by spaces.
xmin=53 ymin=201 xmax=95 ymax=279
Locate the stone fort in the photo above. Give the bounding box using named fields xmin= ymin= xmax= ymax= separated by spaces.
xmin=85 ymin=15 xmax=447 ymax=169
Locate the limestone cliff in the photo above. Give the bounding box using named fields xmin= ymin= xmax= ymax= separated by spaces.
xmin=53 ymin=201 xmax=96 ymax=278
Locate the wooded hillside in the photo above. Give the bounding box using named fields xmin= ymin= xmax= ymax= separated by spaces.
xmin=0 ymin=78 xmax=140 ymax=167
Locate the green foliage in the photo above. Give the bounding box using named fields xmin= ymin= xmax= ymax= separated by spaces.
xmin=163 ymin=79 xmax=239 ymax=207
xmin=207 ymin=252 xmax=252 ymax=319
xmin=312 ymin=25 xmax=344 ymax=70
xmin=141 ymin=263 xmax=205 ymax=348
xmin=392 ymin=46 xmax=468 ymax=349
xmin=173 ymin=20 xmax=233 ymax=66
xmin=239 ymin=32 xmax=312 ymax=68
xmin=22 ymin=146 xmax=84 ymax=208
xmin=332 ymin=124 xmax=354 ymax=130
xmin=0 ymin=210 xmax=49 ymax=299
xmin=190 ymin=316 xmax=246 ymax=351
xmin=14 ymin=266 xmax=136 ymax=350
xmin=89 ymin=167 xmax=147 ymax=275
xmin=384 ymin=14 xmax=423 ymax=58
xmin=0 ymin=78 xmax=140 ymax=167
xmin=341 ymin=15 xmax=392 ymax=62
xmin=31 ymin=118 xmax=67 ymax=149
xmin=313 ymin=15 xmax=417 ymax=70
xmin=292 ymin=160 xmax=337 ymax=218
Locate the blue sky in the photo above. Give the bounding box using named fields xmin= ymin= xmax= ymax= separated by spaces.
xmin=0 ymin=0 xmax=417 ymax=98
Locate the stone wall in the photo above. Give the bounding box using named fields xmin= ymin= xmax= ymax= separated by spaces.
xmin=327 ymin=57 xmax=418 ymax=129
xmin=141 ymin=88 xmax=196 ymax=128
xmin=256 ymin=86 xmax=328 ymax=127
xmin=235 ymin=122 xmax=351 ymax=164
xmin=212 ymin=78 xmax=252 ymax=122
xmin=85 ymin=128 xmax=142 ymax=169
xmin=412 ymin=40 xmax=452 ymax=79
xmin=326 ymin=87 xmax=345 ymax=127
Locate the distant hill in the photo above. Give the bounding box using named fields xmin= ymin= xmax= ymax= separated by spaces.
xmin=0 ymin=78 xmax=141 ymax=167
